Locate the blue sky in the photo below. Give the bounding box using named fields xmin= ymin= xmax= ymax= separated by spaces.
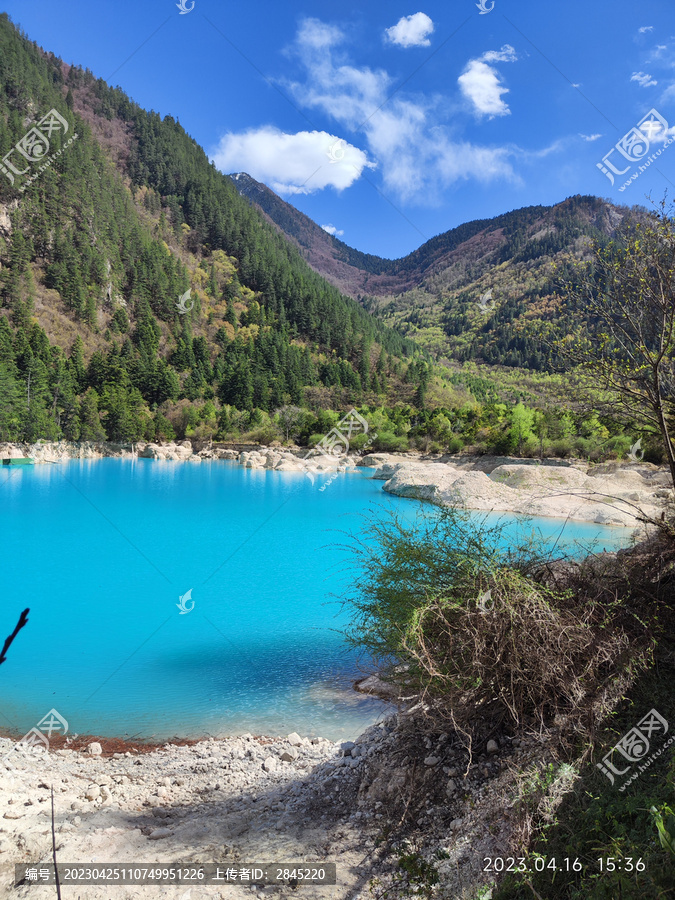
xmin=3 ymin=0 xmax=675 ymax=257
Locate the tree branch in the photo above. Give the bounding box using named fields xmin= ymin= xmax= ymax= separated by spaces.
xmin=0 ymin=608 xmax=30 ymax=667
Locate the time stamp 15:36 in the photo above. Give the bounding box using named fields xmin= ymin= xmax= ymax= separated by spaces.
xmin=483 ymin=857 xmax=646 ymax=874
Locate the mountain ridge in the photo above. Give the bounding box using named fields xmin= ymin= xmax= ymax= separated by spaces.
xmin=229 ymin=171 xmax=629 ymax=293
xmin=229 ymin=172 xmax=635 ymax=367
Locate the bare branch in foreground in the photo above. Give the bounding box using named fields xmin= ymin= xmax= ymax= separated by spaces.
xmin=0 ymin=608 xmax=29 ymax=667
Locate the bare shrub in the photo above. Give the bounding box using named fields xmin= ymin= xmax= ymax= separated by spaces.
xmin=401 ymin=567 xmax=645 ymax=740
xmin=343 ymin=507 xmax=658 ymax=747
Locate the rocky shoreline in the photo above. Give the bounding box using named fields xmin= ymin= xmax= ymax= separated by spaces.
xmin=2 ymin=439 xmax=672 ymax=527
xmin=367 ymin=453 xmax=672 ymax=527
xmin=0 ymin=715 xmax=559 ymax=900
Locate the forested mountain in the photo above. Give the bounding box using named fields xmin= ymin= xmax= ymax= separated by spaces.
xmin=230 ymin=173 xmax=636 ymax=369
xmin=229 ymin=172 xmax=399 ymax=295
xmin=0 ymin=15 xmax=655 ymax=460
xmin=0 ymin=14 xmax=429 ymax=444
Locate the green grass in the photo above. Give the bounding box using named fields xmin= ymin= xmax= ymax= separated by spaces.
xmin=492 ymin=665 xmax=675 ymax=900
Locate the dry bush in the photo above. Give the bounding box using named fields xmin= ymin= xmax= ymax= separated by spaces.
xmin=400 ymin=566 xmax=652 ymax=742
xmin=343 ymin=507 xmax=663 ymax=748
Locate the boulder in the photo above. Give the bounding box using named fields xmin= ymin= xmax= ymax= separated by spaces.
xmin=489 ymin=464 xmax=589 ymax=491
xmin=279 ymin=748 xmax=298 ymax=762
xmin=353 ymin=674 xmax=400 ymax=699
xmin=382 ymin=463 xmax=463 ymax=502
xmin=358 ymin=453 xmax=410 ymax=469
xmin=174 ymin=442 xmax=193 ymax=458
xmin=138 ymin=443 xmax=165 ymax=460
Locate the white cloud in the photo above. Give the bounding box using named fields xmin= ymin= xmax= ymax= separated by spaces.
xmin=521 ymin=139 xmax=566 ymax=159
xmin=295 ymin=18 xmax=343 ymax=50
xmin=641 ymin=116 xmax=675 ymax=144
xmin=282 ymin=19 xmax=518 ymax=202
xmin=480 ymin=44 xmax=517 ymax=63
xmin=321 ymin=224 xmax=344 ymax=236
xmin=631 ymin=71 xmax=657 ymax=87
xmin=649 ymin=45 xmax=668 ymax=61
xmin=288 ymin=19 xmax=390 ymax=127
xmin=385 ymin=12 xmax=434 ymax=48
xmin=580 ymin=133 xmax=602 ymax=142
xmin=661 ymin=83 xmax=675 ymax=104
xmin=639 ymin=25 xmax=654 ymax=33
xmin=457 ymin=45 xmax=517 ymax=117
xmin=210 ymin=127 xmax=374 ymax=195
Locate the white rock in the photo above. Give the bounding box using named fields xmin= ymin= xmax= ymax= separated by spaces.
xmin=262 ymin=757 xmax=277 ymax=772
xmin=279 ymin=749 xmax=298 ymax=763
xmin=86 ymin=742 xmax=103 ymax=756
xmin=287 ymin=732 xmax=304 ymax=747
xmin=147 ymin=828 xmax=172 ymax=840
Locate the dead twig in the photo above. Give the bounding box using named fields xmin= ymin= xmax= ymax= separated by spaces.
xmin=0 ymin=608 xmax=29 ymax=666
xmin=51 ymin=785 xmax=61 ymax=900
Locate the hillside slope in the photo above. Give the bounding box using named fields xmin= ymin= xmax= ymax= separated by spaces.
xmin=0 ymin=14 xmax=427 ymax=445
xmin=229 ymin=173 xmax=635 ymax=368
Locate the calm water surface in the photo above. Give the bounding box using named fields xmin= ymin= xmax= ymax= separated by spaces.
xmin=0 ymin=459 xmax=632 ymax=741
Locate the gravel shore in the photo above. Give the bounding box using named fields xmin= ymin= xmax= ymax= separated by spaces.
xmin=1 ymin=726 xmax=383 ymax=899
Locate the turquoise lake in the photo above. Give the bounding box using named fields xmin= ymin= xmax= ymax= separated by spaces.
xmin=0 ymin=460 xmax=632 ymax=742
